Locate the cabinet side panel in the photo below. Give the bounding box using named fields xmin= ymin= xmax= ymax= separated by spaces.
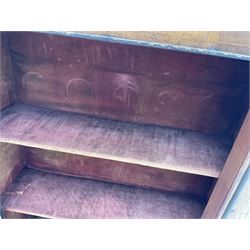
xmin=0 ymin=143 xmax=24 ymax=194
xmin=0 ymin=32 xmax=16 ymax=110
xmin=202 ymin=111 xmax=250 ymax=218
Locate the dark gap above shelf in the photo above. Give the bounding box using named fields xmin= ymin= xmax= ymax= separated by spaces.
xmin=23 ymin=146 xmax=215 ymax=199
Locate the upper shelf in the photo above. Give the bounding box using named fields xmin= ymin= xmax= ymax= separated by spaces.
xmin=46 ymin=31 xmax=250 ymax=61
xmin=0 ymin=103 xmax=231 ymax=177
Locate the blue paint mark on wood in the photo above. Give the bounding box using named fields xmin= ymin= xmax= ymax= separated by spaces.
xmin=40 ymin=31 xmax=250 ymax=61
xmin=223 ymin=164 xmax=250 ymax=219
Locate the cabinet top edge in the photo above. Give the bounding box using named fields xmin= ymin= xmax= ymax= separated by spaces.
xmin=38 ymin=31 xmax=250 ymax=61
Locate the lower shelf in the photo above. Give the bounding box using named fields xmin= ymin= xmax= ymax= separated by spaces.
xmin=1 ymin=168 xmax=205 ymax=219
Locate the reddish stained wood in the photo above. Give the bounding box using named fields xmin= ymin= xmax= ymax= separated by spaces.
xmin=8 ymin=32 xmax=249 ymax=135
xmin=24 ymin=147 xmax=214 ymax=199
xmin=202 ymin=111 xmax=250 ymax=218
xmin=0 ymin=33 xmax=16 ymax=110
xmin=84 ymin=31 xmax=250 ymax=57
xmin=2 ymin=210 xmax=42 ymax=219
xmin=0 ymin=103 xmax=232 ymax=177
xmin=1 ymin=168 xmax=206 ymax=219
xmin=0 ymin=143 xmax=24 ymax=194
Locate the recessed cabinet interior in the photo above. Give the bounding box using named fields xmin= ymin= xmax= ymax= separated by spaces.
xmin=0 ymin=32 xmax=249 ymax=219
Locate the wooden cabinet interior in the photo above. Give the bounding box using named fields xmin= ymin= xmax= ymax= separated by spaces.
xmin=0 ymin=32 xmax=249 ymax=219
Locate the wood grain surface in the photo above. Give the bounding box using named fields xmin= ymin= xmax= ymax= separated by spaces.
xmin=83 ymin=31 xmax=250 ymax=57
xmin=1 ymin=168 xmax=206 ymax=219
xmin=0 ymin=103 xmax=232 ymax=177
xmin=0 ymin=143 xmax=24 ymax=194
xmin=2 ymin=210 xmax=43 ymax=219
xmin=24 ymin=147 xmax=214 ymax=198
xmin=202 ymin=111 xmax=250 ymax=218
xmin=7 ymin=32 xmax=249 ymax=135
xmin=0 ymin=32 xmax=16 ymax=110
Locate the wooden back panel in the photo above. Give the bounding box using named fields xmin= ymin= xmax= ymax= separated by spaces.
xmin=8 ymin=32 xmax=249 ymax=135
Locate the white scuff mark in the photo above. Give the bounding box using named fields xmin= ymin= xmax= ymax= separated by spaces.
xmin=66 ymin=78 xmax=91 ymax=97
xmin=131 ymin=55 xmax=134 ymax=71
xmin=22 ymin=72 xmax=45 ymax=88
xmin=5 ymin=191 xmax=24 ymax=195
xmin=107 ymin=47 xmax=113 ymax=60
xmin=84 ymin=49 xmax=90 ymax=64
xmin=43 ymin=43 xmax=48 ymax=55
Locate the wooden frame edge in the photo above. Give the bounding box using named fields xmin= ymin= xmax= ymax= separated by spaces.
xmin=202 ymin=110 xmax=250 ymax=218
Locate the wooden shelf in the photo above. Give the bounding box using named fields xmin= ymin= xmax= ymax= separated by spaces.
xmin=0 ymin=103 xmax=232 ymax=177
xmin=1 ymin=168 xmax=205 ymax=219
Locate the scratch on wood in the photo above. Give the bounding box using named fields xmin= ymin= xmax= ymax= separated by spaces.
xmin=66 ymin=78 xmax=92 ymax=98
xmin=5 ymin=191 xmax=24 ymax=195
xmin=22 ymin=72 xmax=45 ymax=88
xmin=42 ymin=43 xmax=48 ymax=56
xmin=112 ymin=74 xmax=139 ymax=113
